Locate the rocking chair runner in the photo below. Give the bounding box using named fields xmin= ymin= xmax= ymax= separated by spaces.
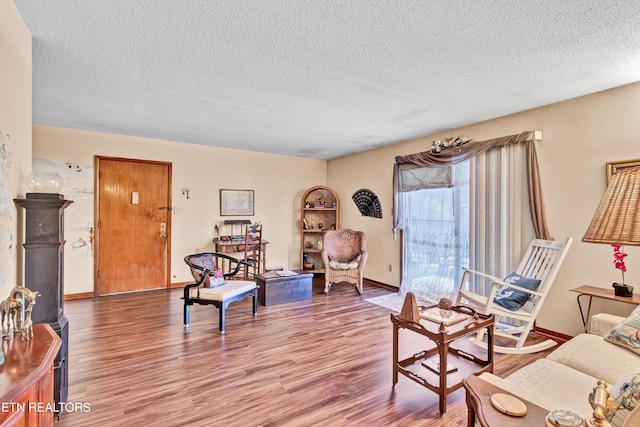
xmin=455 ymin=238 xmax=573 ymax=354
xmin=183 ymin=252 xmax=258 ymax=334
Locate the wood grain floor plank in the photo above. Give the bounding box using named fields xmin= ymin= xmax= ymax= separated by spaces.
xmin=56 ymin=279 xmax=556 ymax=426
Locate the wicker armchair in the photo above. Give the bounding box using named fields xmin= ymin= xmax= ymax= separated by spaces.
xmin=321 ymin=229 xmax=368 ymax=294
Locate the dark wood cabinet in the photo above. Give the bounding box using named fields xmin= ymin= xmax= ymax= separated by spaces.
xmin=0 ymin=324 xmax=61 ymax=427
xmin=14 ymin=193 xmax=73 ymax=415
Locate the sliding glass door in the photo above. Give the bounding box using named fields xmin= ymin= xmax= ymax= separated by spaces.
xmin=399 ymin=160 xmax=469 ymax=303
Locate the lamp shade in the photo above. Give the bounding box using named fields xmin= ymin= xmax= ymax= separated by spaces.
xmin=582 ymin=168 xmax=640 ymax=245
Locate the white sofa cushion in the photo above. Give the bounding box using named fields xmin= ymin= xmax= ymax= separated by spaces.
xmin=590 ymin=313 xmax=626 ymax=336
xmin=478 ymin=372 xmax=558 ymax=412
xmin=503 ymin=358 xmax=596 ymax=418
xmin=189 ymin=280 xmax=256 ymax=301
xmin=547 ymin=333 xmax=640 ymax=386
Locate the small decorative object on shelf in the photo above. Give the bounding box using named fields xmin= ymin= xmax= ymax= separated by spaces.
xmin=305 ymin=202 xmax=311 ymax=208
xmin=490 ymin=393 xmax=527 ymax=417
xmin=0 ymin=286 xmax=40 ymax=341
xmin=611 ymin=244 xmax=633 ymax=296
xmin=398 ymin=291 xmax=420 ymax=322
xmin=27 ymin=172 xmax=64 ymax=193
xmin=545 ymin=409 xmax=584 ymax=427
xmin=613 ymin=282 xmax=633 ymax=297
xmin=314 ymin=198 xmax=326 ymax=208
xmin=429 ymin=135 xmax=471 ymax=153
xmin=419 ymin=298 xmax=467 ymax=326
xmin=586 ymin=380 xmax=616 ymax=427
xmin=317 ymin=222 xmax=323 ymax=230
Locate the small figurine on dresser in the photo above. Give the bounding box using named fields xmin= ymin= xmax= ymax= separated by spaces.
xmin=0 ymin=286 xmax=40 ymax=341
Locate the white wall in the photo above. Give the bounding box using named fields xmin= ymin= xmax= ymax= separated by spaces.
xmin=0 ymin=0 xmax=32 ymax=297
xmin=32 ymin=124 xmax=327 ymax=294
xmin=328 ymin=82 xmax=640 ymax=337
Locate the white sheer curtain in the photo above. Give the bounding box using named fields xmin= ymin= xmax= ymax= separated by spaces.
xmin=399 ymin=161 xmax=469 ymax=304
xmin=398 ymin=143 xmax=534 ymax=303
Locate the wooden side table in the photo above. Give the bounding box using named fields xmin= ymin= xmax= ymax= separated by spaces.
xmin=390 ymin=306 xmax=494 ymax=415
xmin=570 ymin=285 xmax=640 ymax=332
xmin=463 ymin=374 xmax=549 ymax=427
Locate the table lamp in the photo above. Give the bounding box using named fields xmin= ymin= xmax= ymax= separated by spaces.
xmin=583 ymin=167 xmax=640 ymax=296
xmin=582 ymin=167 xmax=640 ymax=246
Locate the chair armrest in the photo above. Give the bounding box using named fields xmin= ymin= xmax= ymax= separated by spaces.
xmin=463 ymin=268 xmax=543 ymax=298
xmin=321 ymin=249 xmax=329 ymax=268
xmin=358 ymin=250 xmax=368 ymax=268
xmin=462 ymin=268 xmax=504 ymax=284
xmin=183 ymin=276 xmax=205 ymax=300
xmin=589 ymin=313 xmax=625 ymax=336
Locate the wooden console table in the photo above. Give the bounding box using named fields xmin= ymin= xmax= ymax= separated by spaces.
xmin=463 ymin=374 xmax=549 ymax=426
xmin=570 ymin=285 xmax=640 ymax=332
xmin=0 ymin=324 xmax=62 ymax=427
xmin=391 ymin=307 xmax=494 ymax=415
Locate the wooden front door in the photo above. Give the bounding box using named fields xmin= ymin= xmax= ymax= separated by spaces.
xmin=95 ymin=157 xmax=172 ymax=294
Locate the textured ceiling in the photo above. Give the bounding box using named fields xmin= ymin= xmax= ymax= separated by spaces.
xmin=13 ymin=1 xmax=640 ymax=160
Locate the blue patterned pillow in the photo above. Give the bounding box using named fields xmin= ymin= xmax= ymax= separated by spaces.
xmin=492 ymin=273 xmax=541 ymax=311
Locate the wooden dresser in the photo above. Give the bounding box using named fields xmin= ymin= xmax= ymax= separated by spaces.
xmin=0 ymin=324 xmax=62 ymax=427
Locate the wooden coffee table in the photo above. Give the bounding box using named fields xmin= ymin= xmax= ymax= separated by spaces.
xmin=463 ymin=374 xmax=549 ymax=426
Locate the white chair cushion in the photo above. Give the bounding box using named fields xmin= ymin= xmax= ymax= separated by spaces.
xmin=547 ymin=333 xmax=640 ymax=386
xmin=189 ymin=280 xmax=256 ymax=301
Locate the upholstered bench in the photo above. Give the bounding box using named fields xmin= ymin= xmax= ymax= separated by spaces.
xmin=183 ymin=252 xmax=258 ymax=334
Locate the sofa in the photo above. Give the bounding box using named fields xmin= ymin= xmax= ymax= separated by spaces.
xmin=476 ymin=311 xmax=640 ymax=426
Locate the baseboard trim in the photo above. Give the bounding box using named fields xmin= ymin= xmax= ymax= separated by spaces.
xmin=169 ymin=281 xmax=189 ymax=289
xmin=364 ymin=278 xmax=398 ymax=292
xmin=64 ymin=292 xmax=94 ymax=300
xmin=65 ymin=282 xmax=190 ymax=300
xmin=533 ymin=326 xmax=572 ymax=343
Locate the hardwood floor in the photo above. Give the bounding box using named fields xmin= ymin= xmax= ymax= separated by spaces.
xmin=57 ymin=278 xmax=558 ymax=427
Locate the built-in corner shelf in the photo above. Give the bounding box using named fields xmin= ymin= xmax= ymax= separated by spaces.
xmin=300 ymin=186 xmax=339 ymax=273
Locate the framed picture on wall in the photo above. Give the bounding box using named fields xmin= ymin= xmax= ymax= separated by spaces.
xmin=220 ymin=189 xmax=254 ymax=216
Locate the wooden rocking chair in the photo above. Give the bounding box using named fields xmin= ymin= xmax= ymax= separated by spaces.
xmin=455 ymin=238 xmax=572 ymax=354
